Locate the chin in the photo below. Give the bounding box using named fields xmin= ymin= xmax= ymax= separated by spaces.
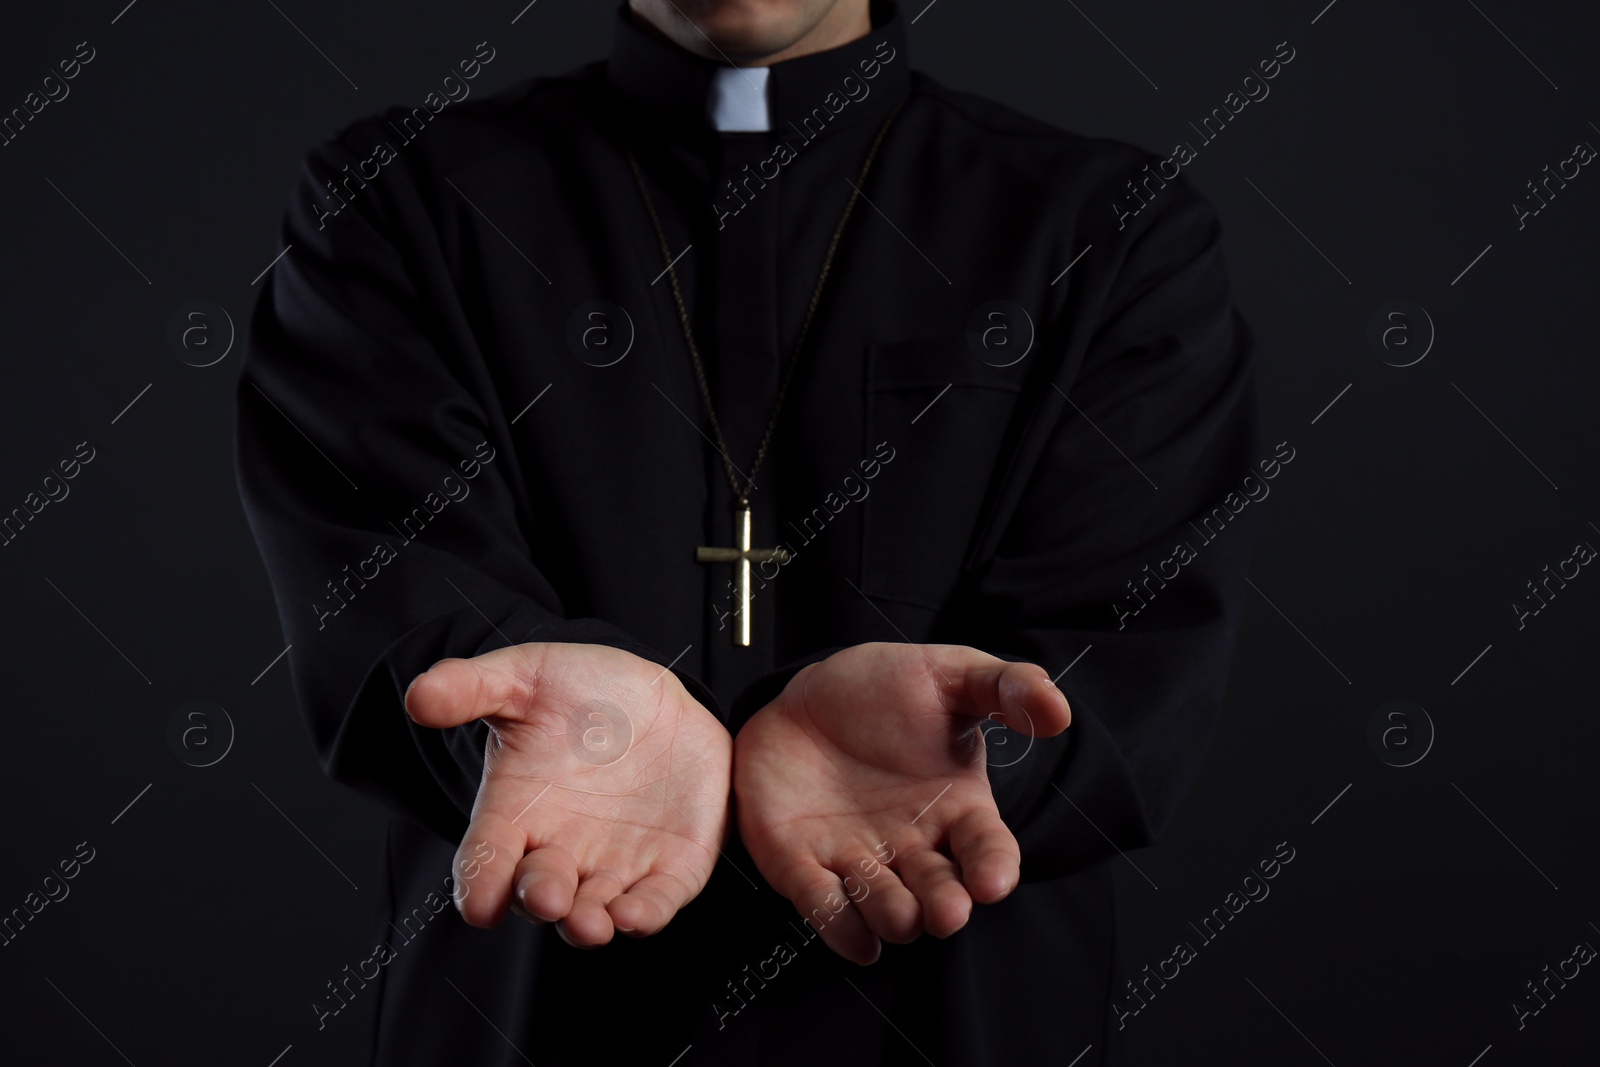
xmin=648 ymin=0 xmax=840 ymax=60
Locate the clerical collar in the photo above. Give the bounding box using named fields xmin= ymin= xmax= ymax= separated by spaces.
xmin=607 ymin=0 xmax=910 ymax=139
xmin=708 ymin=66 xmax=770 ymax=132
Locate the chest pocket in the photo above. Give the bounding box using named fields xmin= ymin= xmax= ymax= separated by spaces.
xmin=861 ymin=333 xmax=1028 ymax=610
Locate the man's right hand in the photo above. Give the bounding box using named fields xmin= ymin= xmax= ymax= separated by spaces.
xmin=405 ymin=642 xmax=730 ymax=947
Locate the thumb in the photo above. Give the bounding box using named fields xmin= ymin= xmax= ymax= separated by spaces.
xmin=937 ymin=651 xmax=1071 ymax=737
xmin=404 ymin=644 xmax=545 ymax=729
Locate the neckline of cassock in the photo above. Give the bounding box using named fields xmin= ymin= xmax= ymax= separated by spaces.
xmin=604 ymin=0 xmax=912 ymax=141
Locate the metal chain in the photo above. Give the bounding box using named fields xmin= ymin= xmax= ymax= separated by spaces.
xmin=622 ymin=96 xmax=907 ymax=504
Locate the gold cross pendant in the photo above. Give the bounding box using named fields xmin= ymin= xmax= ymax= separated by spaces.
xmin=696 ymin=503 xmax=790 ymax=646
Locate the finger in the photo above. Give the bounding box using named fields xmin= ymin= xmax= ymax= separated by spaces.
xmin=832 ymin=850 xmax=921 ymax=944
xmin=607 ymin=870 xmax=697 ymax=937
xmin=943 ymin=654 xmax=1071 ymax=737
xmin=785 ymin=863 xmax=880 ymax=965
xmin=558 ymin=869 xmax=626 ymax=948
xmin=450 ymin=810 xmax=530 ymax=928
xmin=893 ymin=847 xmax=972 ymax=938
xmin=511 ymin=846 xmax=581 ymax=923
xmin=948 ymin=806 xmax=1021 ymax=905
xmin=404 ymin=644 xmax=546 ymax=729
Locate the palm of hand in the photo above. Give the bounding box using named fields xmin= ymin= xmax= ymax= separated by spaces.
xmin=409 ymin=644 xmax=731 ymax=946
xmin=734 ymin=642 xmax=1069 ymax=964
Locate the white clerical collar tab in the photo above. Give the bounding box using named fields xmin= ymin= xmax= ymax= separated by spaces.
xmin=708 ymin=66 xmax=771 ymax=132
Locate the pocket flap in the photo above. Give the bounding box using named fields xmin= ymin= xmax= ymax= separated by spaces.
xmin=868 ymin=333 xmax=1028 ymax=393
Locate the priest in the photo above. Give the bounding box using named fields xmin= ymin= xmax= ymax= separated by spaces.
xmin=237 ymin=0 xmax=1260 ymax=1063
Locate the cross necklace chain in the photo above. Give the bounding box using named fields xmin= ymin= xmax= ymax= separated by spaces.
xmin=622 ymin=98 xmax=905 ymax=646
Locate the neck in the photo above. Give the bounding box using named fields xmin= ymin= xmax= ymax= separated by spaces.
xmin=627 ymin=1 xmax=872 ymax=67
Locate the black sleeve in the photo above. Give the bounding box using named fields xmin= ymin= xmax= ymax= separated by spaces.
xmin=967 ymin=174 xmax=1262 ymax=883
xmin=236 ymin=125 xmax=717 ymax=844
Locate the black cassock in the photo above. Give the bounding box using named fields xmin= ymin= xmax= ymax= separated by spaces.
xmin=238 ymin=3 xmax=1259 ymax=1064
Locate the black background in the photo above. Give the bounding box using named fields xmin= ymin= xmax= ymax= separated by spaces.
xmin=1 ymin=1 xmax=1596 ymax=1064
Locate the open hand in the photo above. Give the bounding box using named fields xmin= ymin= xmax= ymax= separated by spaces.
xmin=733 ymin=642 xmax=1070 ymax=964
xmin=405 ymin=642 xmax=730 ymax=947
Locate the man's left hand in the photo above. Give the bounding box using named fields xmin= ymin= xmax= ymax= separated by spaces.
xmin=733 ymin=642 xmax=1070 ymax=965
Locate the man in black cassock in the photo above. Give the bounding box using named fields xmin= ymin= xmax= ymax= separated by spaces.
xmin=237 ymin=0 xmax=1259 ymax=1063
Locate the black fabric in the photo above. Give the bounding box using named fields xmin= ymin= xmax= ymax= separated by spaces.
xmin=236 ymin=3 xmax=1259 ymax=1063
